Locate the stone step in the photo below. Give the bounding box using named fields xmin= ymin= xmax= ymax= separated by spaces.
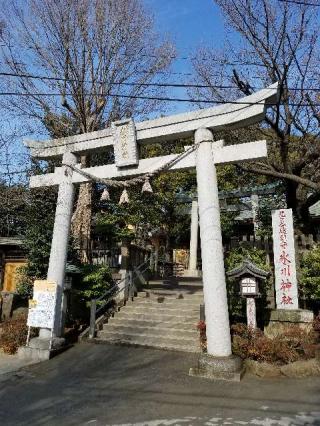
xmin=113 ymin=301 xmax=201 ymax=313
xmin=96 ymin=331 xmax=200 ymax=353
xmin=138 ymin=288 xmax=204 ymax=294
xmin=101 ymin=324 xmax=198 ymax=339
xmin=138 ymin=289 xmax=204 ymax=297
xmin=94 ymin=283 xmax=202 ymax=353
xmin=106 ymin=318 xmax=199 ymax=330
xmin=135 ymin=296 xmax=204 ymax=305
xmin=137 ymin=291 xmax=203 ymax=300
xmin=130 ymin=298 xmax=203 ymax=307
xmin=111 ymin=311 xmax=199 ymax=322
xmin=119 ymin=304 xmax=199 ymax=315
xmin=94 ymin=337 xmax=200 ymax=353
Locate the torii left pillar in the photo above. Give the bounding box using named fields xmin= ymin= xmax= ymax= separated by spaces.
xmin=26 ymin=152 xmax=77 ymax=356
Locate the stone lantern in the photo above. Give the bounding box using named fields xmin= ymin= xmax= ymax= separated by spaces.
xmin=63 ymin=263 xmax=82 ymax=327
xmin=240 ymin=276 xmax=259 ymax=297
xmin=65 ymin=263 xmax=82 ymax=289
xmin=227 ymin=259 xmax=269 ymax=329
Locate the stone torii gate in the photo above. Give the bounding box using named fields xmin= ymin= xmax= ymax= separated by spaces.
xmin=24 ymin=83 xmax=278 ymax=377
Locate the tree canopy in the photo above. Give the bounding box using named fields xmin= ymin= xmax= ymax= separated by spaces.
xmin=0 ymin=0 xmax=175 ymax=132
xmin=192 ymin=0 xmax=320 ymax=225
xmin=0 ymin=0 xmax=176 ymax=260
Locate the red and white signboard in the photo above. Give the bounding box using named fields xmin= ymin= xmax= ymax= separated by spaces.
xmin=272 ymin=208 xmax=298 ymax=309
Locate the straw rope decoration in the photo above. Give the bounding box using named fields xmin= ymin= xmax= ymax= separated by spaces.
xmin=62 ymin=141 xmax=204 ymax=205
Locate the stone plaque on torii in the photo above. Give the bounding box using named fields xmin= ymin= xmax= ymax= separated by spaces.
xmin=24 ymin=83 xmax=279 ymax=376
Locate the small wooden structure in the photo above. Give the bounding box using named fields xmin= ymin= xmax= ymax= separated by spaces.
xmin=0 ymin=237 xmax=26 ymax=320
xmin=0 ymin=237 xmax=26 ymax=292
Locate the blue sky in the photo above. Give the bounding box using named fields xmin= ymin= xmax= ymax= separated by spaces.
xmin=144 ymin=0 xmax=227 ymax=114
xmin=144 ymin=0 xmax=225 ymax=51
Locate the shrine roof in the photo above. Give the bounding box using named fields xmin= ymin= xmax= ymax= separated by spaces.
xmin=227 ymin=259 xmax=269 ymax=280
xmin=0 ymin=237 xmax=24 ymax=246
xmin=234 ymin=210 xmax=253 ymax=222
xmin=65 ymin=263 xmax=82 ymax=275
xmin=218 ymin=182 xmax=280 ymax=199
xmin=175 ymin=182 xmax=280 ymax=204
xmin=309 ymin=200 xmax=320 ymax=218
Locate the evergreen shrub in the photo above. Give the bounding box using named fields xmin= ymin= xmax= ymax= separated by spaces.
xmin=77 ymin=264 xmax=114 ymax=305
xmin=15 ymin=266 xmax=34 ymax=299
xmin=300 ymin=244 xmax=320 ymax=306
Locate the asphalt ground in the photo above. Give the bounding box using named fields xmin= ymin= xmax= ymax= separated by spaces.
xmin=0 ymin=342 xmax=319 ymax=426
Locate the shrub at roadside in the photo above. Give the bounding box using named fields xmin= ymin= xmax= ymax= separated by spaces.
xmin=0 ymin=313 xmax=29 ymax=354
xmin=78 ymin=264 xmax=114 ymax=305
xmin=300 ymin=244 xmax=320 ymax=308
xmin=313 ymin=313 xmax=320 ymax=333
xmin=231 ymin=323 xmax=319 ymax=365
xmin=66 ymin=263 xmax=115 ymax=326
xmin=197 ymin=320 xmax=207 ymax=352
xmin=15 ymin=266 xmax=34 ymax=299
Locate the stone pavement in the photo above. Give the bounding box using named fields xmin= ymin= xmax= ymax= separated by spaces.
xmin=0 ymin=349 xmax=39 ymax=376
xmin=0 ymin=342 xmax=319 ymax=426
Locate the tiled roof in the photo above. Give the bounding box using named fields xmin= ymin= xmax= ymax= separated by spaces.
xmin=0 ymin=237 xmax=24 ymax=246
xmin=309 ymin=200 xmax=320 ymax=218
xmin=65 ymin=263 xmax=82 ymax=274
xmin=227 ymin=259 xmax=269 ymax=280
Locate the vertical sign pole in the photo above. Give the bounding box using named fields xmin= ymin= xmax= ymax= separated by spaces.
xmin=195 ymin=128 xmax=232 ymax=357
xmin=246 ymin=297 xmax=257 ymax=329
xmin=26 ymin=326 xmax=31 ymax=347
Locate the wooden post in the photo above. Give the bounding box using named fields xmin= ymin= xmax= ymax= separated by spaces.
xmin=89 ymin=299 xmax=97 ymax=339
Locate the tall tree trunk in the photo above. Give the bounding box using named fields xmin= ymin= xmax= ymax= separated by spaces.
xmin=71 ymin=156 xmax=92 ymax=263
xmin=285 ymin=181 xmax=298 ymax=215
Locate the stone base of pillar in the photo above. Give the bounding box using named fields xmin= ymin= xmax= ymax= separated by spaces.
xmin=17 ymin=337 xmax=67 ymax=362
xmin=264 ymin=309 xmax=314 ymax=339
xmin=183 ymin=269 xmax=202 ymax=278
xmin=189 ymin=354 xmax=244 ymax=382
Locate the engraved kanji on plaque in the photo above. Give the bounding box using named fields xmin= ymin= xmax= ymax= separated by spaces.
xmin=112 ymin=118 xmax=138 ymax=168
xmin=272 ymin=208 xmax=298 ymax=310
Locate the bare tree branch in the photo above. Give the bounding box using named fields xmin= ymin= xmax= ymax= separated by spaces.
xmin=192 ymin=0 xmax=320 ymax=218
xmin=0 ymin=0 xmax=176 ymax=260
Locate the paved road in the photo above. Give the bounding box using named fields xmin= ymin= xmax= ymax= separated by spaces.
xmin=0 ymin=342 xmax=319 ymax=426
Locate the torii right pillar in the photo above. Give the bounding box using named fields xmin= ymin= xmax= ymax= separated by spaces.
xmin=190 ymin=128 xmax=243 ymax=381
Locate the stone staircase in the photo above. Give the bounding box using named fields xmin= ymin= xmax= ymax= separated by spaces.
xmin=95 ymin=279 xmax=203 ymax=353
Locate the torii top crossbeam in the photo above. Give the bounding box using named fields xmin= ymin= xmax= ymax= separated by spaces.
xmin=26 ymin=83 xmax=278 ymax=189
xmin=25 ymin=83 xmax=278 ymax=159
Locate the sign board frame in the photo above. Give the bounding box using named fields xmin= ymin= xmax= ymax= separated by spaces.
xmin=272 ymin=208 xmax=299 ymax=310
xmin=26 ymin=280 xmax=58 ymax=349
